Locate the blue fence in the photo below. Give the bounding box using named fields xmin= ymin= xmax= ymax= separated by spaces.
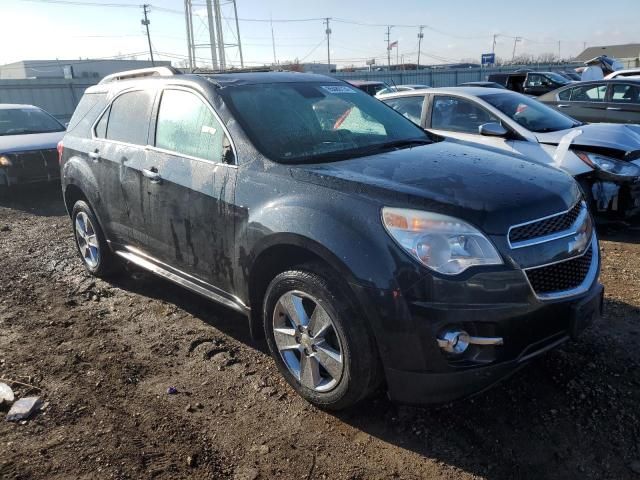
xmin=331 ymin=63 xmax=582 ymax=88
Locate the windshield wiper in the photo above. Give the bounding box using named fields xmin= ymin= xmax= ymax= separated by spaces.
xmin=357 ymin=138 xmax=432 ymax=156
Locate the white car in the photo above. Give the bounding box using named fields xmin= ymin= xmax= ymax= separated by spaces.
xmin=605 ymin=68 xmax=640 ymax=80
xmin=378 ymin=87 xmax=640 ymax=219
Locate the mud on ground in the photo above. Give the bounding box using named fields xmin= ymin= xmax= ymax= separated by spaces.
xmin=1 ymin=185 xmax=639 ymax=480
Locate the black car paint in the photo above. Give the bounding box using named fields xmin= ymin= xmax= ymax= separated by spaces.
xmin=487 ymin=72 xmax=567 ymax=96
xmin=61 ymin=72 xmax=601 ymax=404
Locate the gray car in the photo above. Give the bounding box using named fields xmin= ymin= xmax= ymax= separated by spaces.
xmin=539 ymin=79 xmax=640 ymax=125
xmin=0 ymin=104 xmax=66 ymax=192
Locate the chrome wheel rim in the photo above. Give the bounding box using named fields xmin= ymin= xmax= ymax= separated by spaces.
xmin=75 ymin=212 xmax=100 ymax=269
xmin=272 ymin=290 xmax=344 ymax=392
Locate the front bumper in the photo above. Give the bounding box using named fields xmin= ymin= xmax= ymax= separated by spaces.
xmin=384 ymin=282 xmax=603 ymax=404
xmin=0 ymin=149 xmax=60 ymax=188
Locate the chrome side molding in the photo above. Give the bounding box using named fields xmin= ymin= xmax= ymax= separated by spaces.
xmin=114 ymin=248 xmax=250 ymax=315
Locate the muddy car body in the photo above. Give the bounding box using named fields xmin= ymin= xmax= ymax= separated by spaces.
xmin=380 ymin=87 xmax=640 ymax=220
xmin=60 ymin=69 xmax=602 ymax=409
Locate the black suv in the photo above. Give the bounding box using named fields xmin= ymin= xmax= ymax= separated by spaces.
xmin=488 ymin=71 xmax=571 ymax=96
xmin=60 ymin=68 xmax=603 ymax=409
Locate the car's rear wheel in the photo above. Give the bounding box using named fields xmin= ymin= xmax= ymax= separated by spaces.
xmin=71 ymin=200 xmax=120 ymax=277
xmin=263 ymin=264 xmax=381 ymax=410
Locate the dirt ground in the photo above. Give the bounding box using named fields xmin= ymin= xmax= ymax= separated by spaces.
xmin=1 ymin=184 xmax=639 ymax=480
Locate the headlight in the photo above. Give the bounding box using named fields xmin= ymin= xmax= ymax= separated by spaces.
xmin=382 ymin=207 xmax=503 ymax=275
xmin=0 ymin=155 xmax=12 ymax=167
xmin=576 ymin=151 xmax=640 ymax=178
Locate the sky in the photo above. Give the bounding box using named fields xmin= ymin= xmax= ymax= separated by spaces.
xmin=1 ymin=0 xmax=638 ymax=69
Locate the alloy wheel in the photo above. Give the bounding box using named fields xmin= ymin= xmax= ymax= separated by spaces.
xmin=272 ymin=290 xmax=344 ymax=392
xmin=74 ymin=211 xmax=100 ymax=269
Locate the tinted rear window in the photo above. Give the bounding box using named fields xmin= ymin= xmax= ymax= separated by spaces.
xmin=106 ymin=90 xmax=154 ymax=145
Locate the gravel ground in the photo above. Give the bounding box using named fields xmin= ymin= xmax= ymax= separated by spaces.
xmin=1 ymin=184 xmax=639 ymax=480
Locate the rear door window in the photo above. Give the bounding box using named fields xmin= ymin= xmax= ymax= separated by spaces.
xmin=104 ymin=90 xmax=154 ymax=145
xmin=431 ymin=96 xmax=499 ymax=134
xmin=383 ymin=96 xmax=425 ymax=125
xmin=569 ymin=84 xmax=607 ymax=102
xmin=155 ymin=89 xmax=234 ymax=164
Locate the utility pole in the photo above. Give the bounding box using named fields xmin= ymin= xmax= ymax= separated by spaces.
xmin=512 ymin=36 xmax=522 ymax=61
xmin=141 ymin=4 xmax=154 ymax=66
xmin=417 ymin=26 xmax=424 ymax=70
xmin=184 ymin=0 xmax=193 ymax=69
xmin=213 ymin=0 xmax=225 ymax=70
xmin=270 ymin=15 xmax=277 ymax=65
xmin=492 ymin=33 xmax=497 ymax=54
xmin=558 ymin=40 xmax=561 ymax=60
xmin=231 ymin=0 xmax=244 ymax=68
xmin=386 ymin=26 xmax=393 ymax=70
xmin=205 ymin=0 xmax=219 ymax=69
xmin=324 ymin=18 xmax=331 ymax=72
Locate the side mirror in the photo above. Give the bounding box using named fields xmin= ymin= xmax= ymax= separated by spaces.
xmin=479 ymin=122 xmax=508 ymax=137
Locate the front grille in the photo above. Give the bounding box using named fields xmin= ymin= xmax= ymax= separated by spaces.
xmin=7 ymin=149 xmax=59 ymax=177
xmin=526 ymin=246 xmax=593 ymax=295
xmin=510 ymin=202 xmax=582 ymax=244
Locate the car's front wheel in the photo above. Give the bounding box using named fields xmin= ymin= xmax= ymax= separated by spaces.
xmin=263 ymin=264 xmax=381 ymax=410
xmin=71 ymin=200 xmax=120 ymax=277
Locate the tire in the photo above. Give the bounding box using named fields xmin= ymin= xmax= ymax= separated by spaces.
xmin=263 ymin=263 xmax=381 ymax=410
xmin=71 ymin=200 xmax=120 ymax=278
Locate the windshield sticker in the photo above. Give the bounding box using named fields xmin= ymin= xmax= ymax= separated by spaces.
xmin=322 ymin=85 xmax=357 ymax=94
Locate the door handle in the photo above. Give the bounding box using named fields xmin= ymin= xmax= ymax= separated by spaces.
xmin=557 ymin=104 xmax=571 ymax=108
xmin=607 ymin=107 xmax=622 ymax=111
xmin=88 ymin=151 xmax=100 ymax=162
xmin=142 ymin=168 xmax=162 ymax=183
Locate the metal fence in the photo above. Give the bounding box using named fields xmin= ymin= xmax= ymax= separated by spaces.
xmin=331 ymin=63 xmax=583 ymax=87
xmin=0 ymin=62 xmax=585 ymax=122
xmin=0 ymin=78 xmax=98 ymax=122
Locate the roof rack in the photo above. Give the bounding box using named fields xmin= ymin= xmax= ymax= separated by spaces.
xmin=99 ymin=66 xmax=180 ymax=84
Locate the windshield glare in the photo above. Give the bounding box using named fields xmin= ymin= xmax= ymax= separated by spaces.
xmin=545 ymin=72 xmax=571 ymax=85
xmin=220 ymin=82 xmax=429 ymax=163
xmin=0 ymin=108 xmax=65 ymax=136
xmin=480 ymin=93 xmax=579 ymax=133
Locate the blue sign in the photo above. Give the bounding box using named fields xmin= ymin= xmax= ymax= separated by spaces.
xmin=481 ymin=53 xmax=496 ymax=66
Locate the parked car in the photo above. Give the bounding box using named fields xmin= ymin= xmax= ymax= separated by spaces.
xmin=375 ymin=84 xmax=431 ymax=96
xmin=539 ymin=79 xmax=640 ymax=125
xmin=604 ymin=68 xmax=640 ymax=80
xmin=379 ymin=87 xmax=640 ymax=220
xmin=0 ymin=104 xmax=66 ymax=193
xmin=458 ymin=81 xmax=506 ymax=89
xmin=487 ymin=71 xmax=571 ymax=96
xmin=345 ymin=80 xmax=391 ymax=96
xmin=61 ymin=68 xmax=602 ymax=409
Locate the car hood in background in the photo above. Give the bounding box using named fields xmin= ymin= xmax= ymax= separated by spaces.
xmin=536 ymin=123 xmax=640 ymax=154
xmin=292 ymin=141 xmax=580 ymax=235
xmin=0 ymin=131 xmax=65 ymax=153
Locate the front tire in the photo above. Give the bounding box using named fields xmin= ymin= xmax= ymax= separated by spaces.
xmin=71 ymin=200 xmax=120 ymax=278
xmin=263 ymin=264 xmax=381 ymax=410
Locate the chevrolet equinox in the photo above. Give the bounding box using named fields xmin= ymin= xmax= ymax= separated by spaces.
xmin=60 ymin=68 xmax=603 ymax=410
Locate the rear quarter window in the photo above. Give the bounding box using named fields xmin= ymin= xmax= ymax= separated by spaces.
xmin=66 ymin=92 xmax=107 ymax=136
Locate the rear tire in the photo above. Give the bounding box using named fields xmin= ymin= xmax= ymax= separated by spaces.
xmin=263 ymin=263 xmax=381 ymax=410
xmin=71 ymin=200 xmax=120 ymax=278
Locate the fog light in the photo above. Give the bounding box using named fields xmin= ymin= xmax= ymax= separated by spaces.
xmin=0 ymin=155 xmax=12 ymax=167
xmin=437 ymin=331 xmax=470 ymax=354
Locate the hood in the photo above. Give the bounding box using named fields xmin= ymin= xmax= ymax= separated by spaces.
xmin=536 ymin=123 xmax=640 ymax=154
xmin=291 ymin=141 xmax=580 ymax=235
xmin=0 ymin=131 xmax=65 ymax=154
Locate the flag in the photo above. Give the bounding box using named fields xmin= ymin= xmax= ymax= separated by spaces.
xmin=388 ymin=41 xmax=398 ymax=50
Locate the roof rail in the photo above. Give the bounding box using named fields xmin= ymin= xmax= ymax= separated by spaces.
xmin=99 ymin=66 xmax=180 ymax=84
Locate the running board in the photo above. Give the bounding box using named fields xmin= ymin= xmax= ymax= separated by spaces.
xmin=115 ymin=250 xmax=250 ymax=315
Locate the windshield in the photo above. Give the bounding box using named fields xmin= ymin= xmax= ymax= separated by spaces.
xmin=219 ymin=82 xmax=430 ymax=163
xmin=480 ymin=92 xmax=580 ymax=133
xmin=545 ymin=72 xmax=571 ymax=85
xmin=0 ymin=108 xmax=65 ymax=136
